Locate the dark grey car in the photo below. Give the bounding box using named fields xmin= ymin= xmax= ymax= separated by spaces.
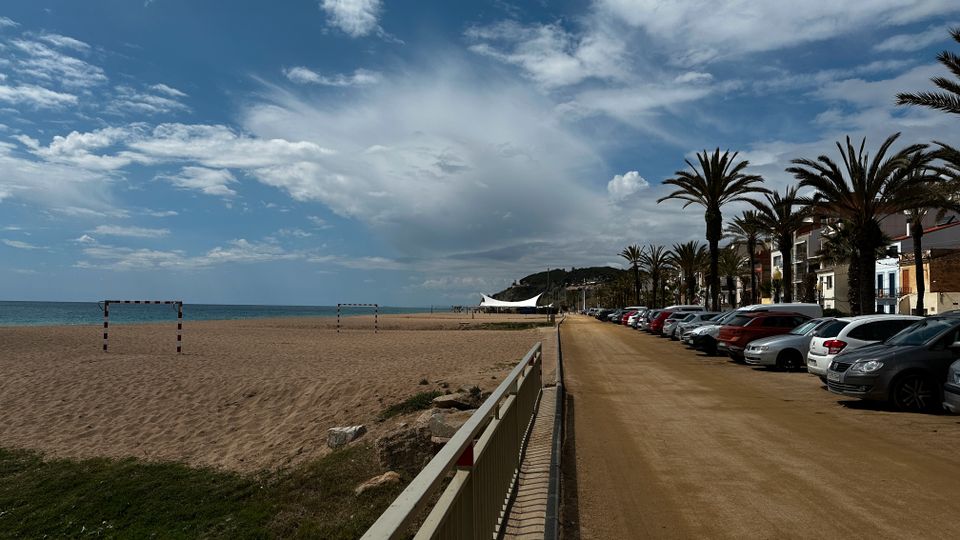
xmin=825 ymin=316 xmax=960 ymax=412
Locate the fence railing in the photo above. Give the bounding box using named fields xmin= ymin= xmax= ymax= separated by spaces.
xmin=543 ymin=317 xmax=565 ymax=539
xmin=362 ymin=342 xmax=544 ymax=539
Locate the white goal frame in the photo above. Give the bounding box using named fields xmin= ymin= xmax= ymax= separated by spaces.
xmin=337 ymin=303 xmax=378 ymax=333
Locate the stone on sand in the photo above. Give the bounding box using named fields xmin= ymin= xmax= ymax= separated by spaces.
xmin=327 ymin=425 xmax=367 ymax=449
xmin=355 ymin=471 xmax=401 ymax=496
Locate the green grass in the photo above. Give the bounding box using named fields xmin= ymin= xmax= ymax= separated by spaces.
xmin=377 ymin=391 xmax=443 ymax=421
xmin=0 ymin=444 xmax=406 ymax=539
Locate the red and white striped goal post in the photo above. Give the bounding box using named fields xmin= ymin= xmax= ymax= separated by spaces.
xmin=101 ymin=300 xmax=183 ymax=353
xmin=336 ymin=303 xmax=378 ymax=333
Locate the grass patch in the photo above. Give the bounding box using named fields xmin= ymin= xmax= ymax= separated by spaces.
xmin=0 ymin=444 xmax=405 ymax=539
xmin=378 ymin=391 xmax=443 ymax=421
xmin=470 ymin=321 xmax=555 ymax=331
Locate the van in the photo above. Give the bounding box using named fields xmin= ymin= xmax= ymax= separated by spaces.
xmin=663 ymin=304 xmax=705 ymax=313
xmin=737 ymin=303 xmax=823 ymax=318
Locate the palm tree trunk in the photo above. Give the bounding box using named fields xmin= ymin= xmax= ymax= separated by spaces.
xmin=706 ymin=209 xmax=721 ymax=311
xmin=913 ymin=226 xmax=925 ymax=315
xmin=651 ymin=273 xmax=659 ymax=308
xmin=747 ymin=239 xmax=757 ymax=304
xmin=686 ymin=272 xmax=696 ymax=304
xmin=859 ymin=225 xmax=881 ymax=315
xmin=633 ymin=264 xmax=641 ymax=305
xmin=847 ymin=252 xmax=861 ymax=315
xmin=780 ymin=236 xmax=793 ymax=303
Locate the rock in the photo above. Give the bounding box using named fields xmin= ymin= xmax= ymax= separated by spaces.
xmin=375 ymin=426 xmax=436 ymax=474
xmin=428 ymin=409 xmax=475 ymax=439
xmin=432 ymin=393 xmax=474 ymax=410
xmin=415 ymin=408 xmax=442 ymax=426
xmin=355 ymin=471 xmax=401 ymax=496
xmin=327 ymin=425 xmax=367 ymax=449
xmin=431 ymin=436 xmax=451 ymax=445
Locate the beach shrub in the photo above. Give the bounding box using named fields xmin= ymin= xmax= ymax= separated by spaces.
xmin=377 ymin=391 xmax=443 ymax=421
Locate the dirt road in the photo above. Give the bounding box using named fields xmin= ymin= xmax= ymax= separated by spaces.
xmin=561 ymin=316 xmax=960 ymax=539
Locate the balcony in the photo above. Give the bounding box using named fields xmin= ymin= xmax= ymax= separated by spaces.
xmin=877 ymin=287 xmax=906 ymax=299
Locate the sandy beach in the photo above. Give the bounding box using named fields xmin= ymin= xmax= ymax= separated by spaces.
xmin=0 ymin=313 xmax=556 ymax=472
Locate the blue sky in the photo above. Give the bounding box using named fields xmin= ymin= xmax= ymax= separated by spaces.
xmin=1 ymin=0 xmax=960 ymax=306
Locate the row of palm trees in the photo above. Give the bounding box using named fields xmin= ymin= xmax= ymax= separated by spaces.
xmin=621 ymin=28 xmax=960 ymax=315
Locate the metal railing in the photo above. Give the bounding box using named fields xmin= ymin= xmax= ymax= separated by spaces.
xmin=543 ymin=317 xmax=565 ymax=539
xmin=362 ymin=342 xmax=544 ymax=539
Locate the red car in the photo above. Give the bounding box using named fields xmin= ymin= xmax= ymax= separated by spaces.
xmin=648 ymin=310 xmax=674 ymax=334
xmin=621 ymin=310 xmax=638 ymax=326
xmin=718 ymin=311 xmax=811 ymax=361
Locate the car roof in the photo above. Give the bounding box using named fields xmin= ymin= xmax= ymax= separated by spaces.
xmin=736 ymin=310 xmax=808 ymax=318
xmin=835 ymin=314 xmax=922 ymax=324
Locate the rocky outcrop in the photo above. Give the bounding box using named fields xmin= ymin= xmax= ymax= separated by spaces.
xmin=375 ymin=426 xmax=439 ymax=474
xmin=355 ymin=471 xmax=401 ymax=496
xmin=428 ymin=409 xmax=475 ymax=439
xmin=327 ymin=425 xmax=367 ymax=449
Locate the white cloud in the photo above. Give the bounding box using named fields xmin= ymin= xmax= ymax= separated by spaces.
xmin=276 ymin=227 xmax=312 ymax=238
xmin=319 ymin=0 xmax=382 ymax=37
xmin=150 ymin=83 xmax=187 ymax=98
xmin=110 ymin=84 xmax=189 ymax=115
xmin=158 ymin=166 xmax=238 ymax=197
xmin=307 ymin=215 xmax=333 ymax=229
xmin=874 ymin=24 xmax=954 ymax=52
xmin=674 ymin=71 xmax=713 ymax=84
xmin=0 ymin=17 xmax=19 ymax=28
xmin=77 ymin=238 xmax=301 ymax=270
xmin=10 ymin=38 xmax=107 ymax=87
xmin=37 ymin=32 xmax=90 ymax=51
xmin=74 ymin=234 xmax=97 ymax=244
xmin=607 ymin=170 xmax=649 ymax=201
xmin=15 ymin=127 xmax=143 ymax=170
xmin=282 ymin=66 xmax=380 ymax=86
xmin=145 ymin=209 xmax=178 ymax=217
xmin=2 ymin=239 xmax=42 ymax=250
xmin=466 ymin=20 xmax=627 ymax=89
xmin=92 ymin=225 xmax=170 ymax=238
xmin=0 ymin=142 xmax=115 ymax=211
xmin=0 ymin=83 xmax=77 ymax=108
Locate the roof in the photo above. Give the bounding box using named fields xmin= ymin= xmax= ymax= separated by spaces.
xmin=479 ymin=293 xmax=543 ymax=308
xmin=892 ymin=220 xmax=960 ymax=241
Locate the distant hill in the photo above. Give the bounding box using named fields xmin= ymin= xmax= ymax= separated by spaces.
xmin=491 ymin=266 xmax=624 ymax=303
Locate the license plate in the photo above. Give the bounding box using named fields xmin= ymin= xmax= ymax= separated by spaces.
xmin=827 ymin=372 xmax=841 ymax=382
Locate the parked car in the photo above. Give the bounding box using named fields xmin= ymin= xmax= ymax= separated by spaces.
xmin=677 ymin=311 xmax=727 ymax=341
xmin=684 ymin=311 xmax=739 ymax=354
xmin=649 ymin=310 xmax=675 ymax=335
xmin=640 ymin=310 xmax=661 ymax=331
xmin=595 ymin=309 xmax=614 ymax=321
xmin=621 ymin=310 xmax=639 ymax=326
xmin=630 ymin=309 xmax=649 ymax=328
xmin=945 ymin=360 xmax=960 ymax=413
xmin=738 ymin=303 xmax=824 ymax=318
xmin=718 ymin=311 xmax=811 ymax=361
xmin=825 ymin=316 xmax=960 ymax=412
xmin=668 ymin=312 xmax=717 ymax=340
xmin=662 ymin=304 xmax=706 ymax=313
xmin=661 ymin=312 xmax=693 ymax=338
xmin=744 ymin=317 xmax=835 ymax=370
xmin=807 ymin=315 xmax=922 ymax=378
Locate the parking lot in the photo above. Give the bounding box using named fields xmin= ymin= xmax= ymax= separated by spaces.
xmin=562 ymin=315 xmax=960 ymax=539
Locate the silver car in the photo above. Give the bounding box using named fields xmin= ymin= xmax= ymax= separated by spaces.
xmin=944 ymin=359 xmax=960 ymax=413
xmin=673 ymin=312 xmax=721 ymax=340
xmin=744 ymin=318 xmax=835 ymax=370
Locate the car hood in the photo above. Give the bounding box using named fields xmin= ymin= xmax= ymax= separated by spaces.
xmin=749 ymin=334 xmax=805 ymax=347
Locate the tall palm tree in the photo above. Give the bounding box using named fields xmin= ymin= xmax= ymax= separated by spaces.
xmin=787 ymin=134 xmax=930 ymax=313
xmin=639 ymin=244 xmax=674 ymax=308
xmin=750 ymin=187 xmax=809 ymax=303
xmin=725 ymin=210 xmax=765 ymax=305
xmin=896 ymin=28 xmax=960 ymax=115
xmin=619 ymin=244 xmax=645 ymax=306
xmin=818 ymin=222 xmax=860 ymax=314
xmin=658 ymin=149 xmax=768 ymax=311
xmin=718 ymin=245 xmax=747 ymax=308
xmin=670 ymin=240 xmax=708 ymax=304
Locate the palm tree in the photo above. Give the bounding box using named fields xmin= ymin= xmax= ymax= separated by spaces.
xmin=658 ymin=149 xmax=768 ymax=311
xmin=670 ymin=240 xmax=708 ymax=304
xmin=819 ymin=221 xmax=895 ymax=315
xmin=718 ymin=245 xmax=747 ymax=308
xmin=619 ymin=244 xmax=645 ymax=306
xmin=750 ymin=187 xmax=809 ymax=303
xmin=896 ymin=28 xmax=960 ymax=115
xmin=639 ymin=244 xmax=674 ymax=308
xmin=787 ymin=134 xmax=930 ymax=313
xmin=725 ymin=210 xmax=765 ymax=305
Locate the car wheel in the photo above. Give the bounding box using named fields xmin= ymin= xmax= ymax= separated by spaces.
xmin=704 ymin=337 xmax=717 ymax=356
xmin=776 ymin=349 xmax=803 ymax=371
xmin=891 ymin=373 xmax=939 ymax=412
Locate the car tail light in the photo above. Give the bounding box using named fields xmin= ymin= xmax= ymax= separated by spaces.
xmin=823 ymin=339 xmax=847 ymax=355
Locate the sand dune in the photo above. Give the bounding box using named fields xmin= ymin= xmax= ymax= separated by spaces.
xmin=0 ymin=313 xmax=556 ymax=472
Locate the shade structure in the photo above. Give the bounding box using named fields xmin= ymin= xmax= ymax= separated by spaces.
xmin=479 ymin=293 xmax=543 ymax=308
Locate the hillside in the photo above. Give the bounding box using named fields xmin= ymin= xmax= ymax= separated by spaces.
xmin=491 ymin=266 xmax=625 ymax=303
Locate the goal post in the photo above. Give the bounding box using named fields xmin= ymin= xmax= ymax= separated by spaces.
xmin=101 ymin=300 xmax=183 ymax=353
xmin=337 ymin=303 xmax=378 ymax=333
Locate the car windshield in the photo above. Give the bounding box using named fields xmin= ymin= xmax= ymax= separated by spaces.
xmin=814 ymin=320 xmax=849 ymax=338
xmin=789 ymin=319 xmax=820 ymax=335
xmin=682 ymin=314 xmax=697 ymax=322
xmin=727 ymin=315 xmax=753 ymax=327
xmin=886 ymin=318 xmax=958 ymax=346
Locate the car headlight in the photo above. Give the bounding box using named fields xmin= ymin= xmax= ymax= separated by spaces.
xmin=850 ymin=360 xmax=884 ymax=374
xmin=757 ymin=345 xmax=769 ymax=351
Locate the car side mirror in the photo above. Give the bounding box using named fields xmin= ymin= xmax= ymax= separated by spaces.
xmin=950 ymin=341 xmax=960 ymax=351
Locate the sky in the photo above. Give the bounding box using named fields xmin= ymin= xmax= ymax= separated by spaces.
xmin=1 ymin=0 xmax=960 ymax=306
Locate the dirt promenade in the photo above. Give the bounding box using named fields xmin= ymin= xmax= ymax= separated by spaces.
xmin=562 ymin=315 xmax=960 ymax=539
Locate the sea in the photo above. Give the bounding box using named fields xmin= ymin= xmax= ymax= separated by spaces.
xmin=0 ymin=301 xmax=434 ymax=327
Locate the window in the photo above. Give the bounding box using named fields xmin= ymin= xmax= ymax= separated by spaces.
xmin=849 ymin=322 xmax=882 ymax=341
xmin=773 ymin=255 xmax=782 ymax=267
xmin=728 ymin=315 xmax=753 ymax=327
xmin=826 ymin=276 xmax=833 ymax=289
xmin=877 ymin=274 xmax=884 ymax=291
xmin=815 ymin=320 xmax=850 ymax=338
xmin=762 ymin=317 xmax=781 ymax=327
xmin=888 ymin=273 xmax=895 ymax=296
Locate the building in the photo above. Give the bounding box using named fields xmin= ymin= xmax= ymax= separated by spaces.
xmin=894 ymin=219 xmax=960 ymax=315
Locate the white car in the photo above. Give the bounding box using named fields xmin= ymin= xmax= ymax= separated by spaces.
xmin=806 ymin=315 xmax=921 ymax=378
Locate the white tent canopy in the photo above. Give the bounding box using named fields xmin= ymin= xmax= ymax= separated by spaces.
xmin=479 ymin=293 xmax=544 ymax=308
